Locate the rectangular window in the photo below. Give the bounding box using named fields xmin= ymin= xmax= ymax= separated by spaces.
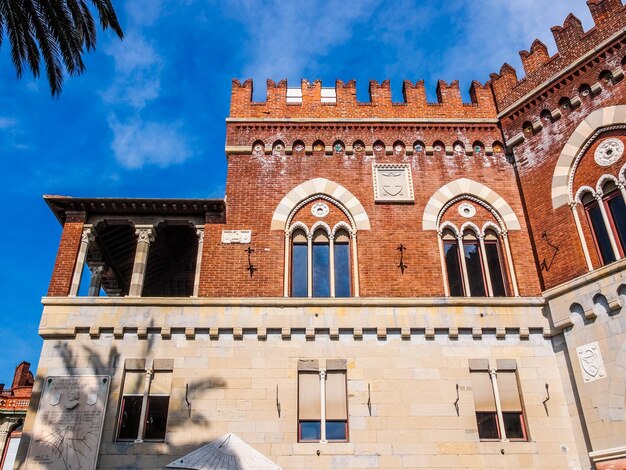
xmin=484 ymin=241 xmax=506 ymax=297
xmin=117 ymin=362 xmax=172 ymax=442
xmin=333 ymin=240 xmax=351 ymax=298
xmin=463 ymin=241 xmax=486 ymax=297
xmin=291 ymin=241 xmax=308 ymax=297
xmin=298 ymin=359 xmax=348 ymax=443
xmin=587 ymin=202 xmax=616 ymax=264
xmin=470 ymin=360 xmax=527 ymax=442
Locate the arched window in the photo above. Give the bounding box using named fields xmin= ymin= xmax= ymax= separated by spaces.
xmin=333 ymin=229 xmax=351 ymax=297
xmin=312 ymin=229 xmax=331 ymax=297
xmin=442 ymin=229 xmax=464 ymax=297
xmin=442 ymin=226 xmax=508 ymax=297
xmin=289 ymin=223 xmax=354 ymax=298
xmin=463 ymin=229 xmax=487 ymax=297
xmin=484 ymin=229 xmax=507 ymax=297
xmin=291 ymin=229 xmax=308 ymax=297
xmin=583 ymin=182 xmax=626 ymax=265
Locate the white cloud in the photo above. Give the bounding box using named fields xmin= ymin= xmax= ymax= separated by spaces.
xmin=102 ymin=31 xmax=162 ymax=109
xmin=440 ymin=1 xmax=595 ymax=82
xmin=109 ymin=117 xmax=192 ymax=169
xmin=225 ymin=0 xmax=382 ymax=83
xmin=0 ymin=117 xmax=17 ymax=129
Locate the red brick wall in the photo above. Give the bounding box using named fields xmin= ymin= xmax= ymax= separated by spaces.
xmin=500 ymin=40 xmax=626 ymax=290
xmin=47 ymin=213 xmax=85 ymax=296
xmin=197 ymin=122 xmax=540 ymax=298
xmin=230 ymin=79 xmax=497 ymax=120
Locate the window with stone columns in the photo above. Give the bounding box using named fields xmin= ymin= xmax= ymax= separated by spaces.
xmin=298 ymin=359 xmax=348 ymax=443
xmin=575 ymin=175 xmax=626 ymax=267
xmin=285 ymin=196 xmax=357 ymax=298
xmin=469 ymin=359 xmax=527 ymax=442
xmin=437 ymin=198 xmax=516 ymax=297
xmin=563 ymin=130 xmax=626 ymax=271
xmin=117 ymin=359 xmax=173 ymax=442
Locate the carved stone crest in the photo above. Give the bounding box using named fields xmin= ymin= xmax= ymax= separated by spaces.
xmin=576 ymin=341 xmax=607 ymax=382
xmin=372 ymin=163 xmax=414 ymax=203
xmin=594 ymin=138 xmax=624 ymax=167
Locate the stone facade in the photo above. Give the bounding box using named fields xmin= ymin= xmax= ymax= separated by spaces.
xmin=16 ymin=1 xmax=626 ymax=469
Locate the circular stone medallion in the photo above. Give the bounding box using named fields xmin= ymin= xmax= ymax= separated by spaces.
xmin=458 ymin=203 xmax=476 ymax=218
xmin=594 ymin=138 xmax=624 ymax=167
xmin=311 ymin=202 xmax=330 ymax=218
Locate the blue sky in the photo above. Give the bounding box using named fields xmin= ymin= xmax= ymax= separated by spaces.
xmin=0 ymin=0 xmax=597 ymax=384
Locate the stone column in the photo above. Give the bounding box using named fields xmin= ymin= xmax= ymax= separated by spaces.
xmin=87 ymin=264 xmax=105 ymax=297
xmin=596 ymin=194 xmax=621 ymax=260
xmin=307 ymin=233 xmax=313 ymax=298
xmin=351 ymin=232 xmax=360 ymax=298
xmin=319 ymin=369 xmax=327 ymax=443
xmin=501 ymin=231 xmax=519 ymax=297
xmin=329 ymin=234 xmax=335 ymax=297
xmin=129 ymin=226 xmax=155 ymax=297
xmin=618 ymin=181 xmax=626 ymax=205
xmin=489 ymin=369 xmax=508 ymax=442
xmin=69 ymin=226 xmax=95 ymax=296
xmin=478 ymin=234 xmax=494 ymax=297
xmin=283 ymin=232 xmax=290 ymax=298
xmin=457 ymin=234 xmax=471 ymax=297
xmin=135 ymin=367 xmax=153 ymax=443
xmin=192 ymin=228 xmax=205 ymax=297
xmin=437 ymin=232 xmax=450 ymax=297
xmin=570 ymin=202 xmax=594 ymax=271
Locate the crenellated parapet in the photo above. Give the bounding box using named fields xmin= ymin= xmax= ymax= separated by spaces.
xmin=491 ymin=0 xmax=626 ymax=113
xmin=229 ymin=78 xmax=497 ymax=120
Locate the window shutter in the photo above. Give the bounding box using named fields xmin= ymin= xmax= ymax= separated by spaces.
xmin=299 ymin=372 xmax=321 ymax=420
xmin=471 ymin=371 xmax=496 ymax=412
xmin=123 ymin=371 xmax=145 ymax=395
xmin=497 ymin=371 xmax=522 ymax=411
xmin=325 ymin=371 xmax=347 ymax=420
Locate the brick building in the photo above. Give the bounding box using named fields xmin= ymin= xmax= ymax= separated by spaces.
xmin=15 ymin=1 xmax=626 ymax=468
xmin=1 ymin=363 xmax=33 ymax=470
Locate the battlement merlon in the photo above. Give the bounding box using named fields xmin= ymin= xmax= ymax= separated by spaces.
xmin=228 ymin=78 xmax=498 ymax=121
xmin=491 ymin=0 xmax=626 ymax=114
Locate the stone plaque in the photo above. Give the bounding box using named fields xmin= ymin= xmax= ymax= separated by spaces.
xmin=576 ymin=342 xmax=607 ymax=383
xmin=26 ymin=375 xmax=110 ymax=470
xmin=372 ymin=163 xmax=414 ymax=203
xmin=221 ymin=230 xmax=252 ymax=244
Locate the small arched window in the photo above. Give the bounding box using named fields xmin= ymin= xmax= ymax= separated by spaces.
xmin=333 ymin=229 xmax=351 ymax=297
xmin=442 ymin=229 xmax=463 ymax=297
xmin=462 ymin=229 xmax=486 ymax=297
xmin=291 ymin=229 xmax=308 ymax=297
xmin=312 ymin=229 xmax=331 ymax=297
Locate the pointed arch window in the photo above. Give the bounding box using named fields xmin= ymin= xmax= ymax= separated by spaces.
xmin=291 ymin=229 xmax=308 ymax=297
xmin=441 ymin=226 xmax=509 ymax=297
xmin=288 ymin=224 xmax=355 ymax=298
xmin=582 ymin=180 xmax=626 ymax=265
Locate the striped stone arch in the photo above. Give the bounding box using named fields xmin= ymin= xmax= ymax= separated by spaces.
xmin=422 ymin=178 xmax=521 ymax=231
xmin=271 ymin=178 xmax=370 ymax=231
xmin=551 ymin=105 xmax=626 ymax=209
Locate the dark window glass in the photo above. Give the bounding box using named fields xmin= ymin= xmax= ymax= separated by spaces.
xmin=607 ymin=193 xmax=626 ymax=251
xmin=118 ymin=396 xmax=143 ymax=440
xmin=300 ymin=421 xmax=321 ymax=441
xmin=144 ymin=396 xmax=169 ymax=440
xmin=334 ymin=242 xmax=351 ymax=297
xmin=476 ymin=412 xmax=499 ymax=440
xmin=503 ymin=412 xmax=526 ymax=440
xmin=464 ymin=242 xmax=486 ymax=296
xmin=292 ymin=243 xmax=308 ymax=297
xmin=485 ymin=241 xmax=506 ymax=296
xmin=326 ymin=421 xmax=347 ymax=441
xmin=587 ymin=203 xmax=616 ymax=264
xmin=444 ymin=241 xmax=464 ymax=296
xmin=313 ymin=241 xmax=330 ymax=297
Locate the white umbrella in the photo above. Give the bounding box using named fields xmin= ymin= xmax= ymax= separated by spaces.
xmin=166 ymin=433 xmax=281 ymax=470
